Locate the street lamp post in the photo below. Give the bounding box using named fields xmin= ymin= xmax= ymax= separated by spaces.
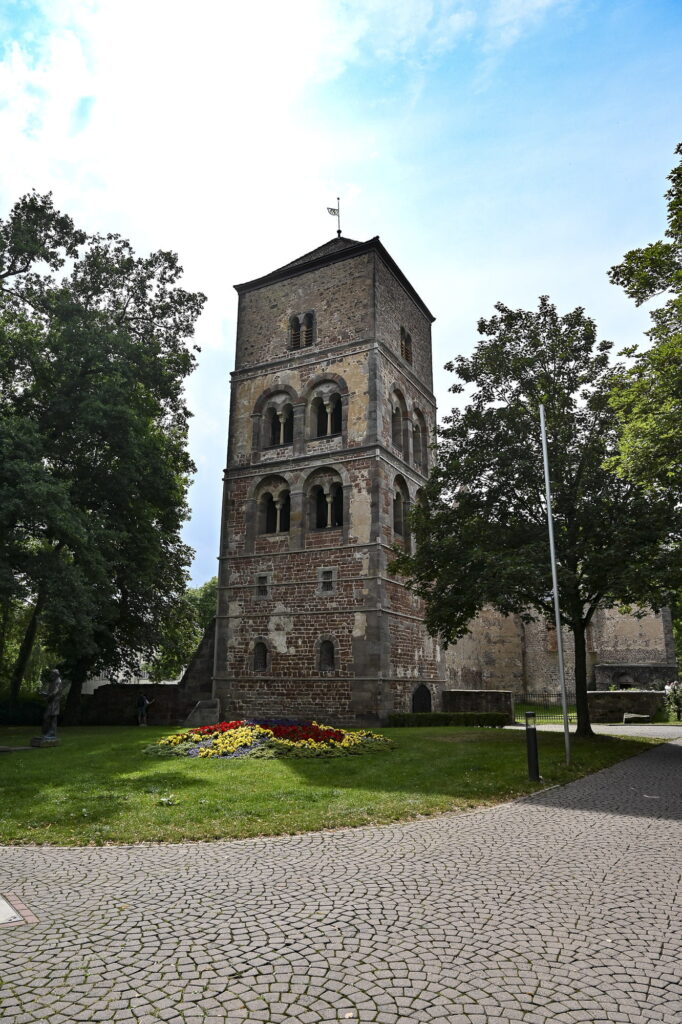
xmin=539 ymin=404 xmax=571 ymax=767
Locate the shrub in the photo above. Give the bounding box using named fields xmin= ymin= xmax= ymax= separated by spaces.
xmin=386 ymin=711 xmax=508 ymax=728
xmin=664 ymin=681 xmax=682 ymax=721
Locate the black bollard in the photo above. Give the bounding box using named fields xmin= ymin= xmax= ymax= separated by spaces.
xmin=525 ymin=711 xmax=540 ymax=781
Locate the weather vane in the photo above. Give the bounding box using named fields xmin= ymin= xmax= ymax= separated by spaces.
xmin=327 ymin=197 xmax=341 ymax=237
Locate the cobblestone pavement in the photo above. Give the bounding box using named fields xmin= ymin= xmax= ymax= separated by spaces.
xmin=518 ymin=723 xmax=682 ymax=739
xmin=1 ymin=741 xmax=681 ymax=1024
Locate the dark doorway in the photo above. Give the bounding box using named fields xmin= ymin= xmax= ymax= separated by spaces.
xmin=411 ymin=684 xmax=432 ymax=713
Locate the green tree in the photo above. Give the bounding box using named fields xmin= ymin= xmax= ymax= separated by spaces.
xmin=0 ymin=192 xmax=206 ymax=711
xmin=392 ymin=298 xmax=682 ymax=737
xmin=148 ymin=576 xmax=217 ymax=682
xmin=608 ymin=143 xmax=682 ymax=491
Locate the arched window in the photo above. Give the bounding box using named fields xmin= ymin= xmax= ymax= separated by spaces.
xmin=320 ymin=640 xmax=335 ymax=672
xmin=309 ymin=481 xmax=343 ymax=529
xmin=313 ymin=393 xmax=342 ymax=438
xmin=267 ymin=409 xmax=279 ymax=447
xmin=393 ymin=476 xmax=409 ymax=539
xmin=392 ymin=406 xmax=403 ymax=449
xmin=263 ymin=493 xmax=277 ymax=533
xmin=312 ymin=485 xmax=328 ymax=529
xmin=400 ymin=327 xmax=413 ymax=364
xmin=413 ymin=410 xmax=427 ymax=472
xmin=290 ymin=316 xmax=301 ymax=350
xmin=259 ymin=490 xmax=290 ymax=534
xmin=266 ymin=405 xmax=293 ymax=446
xmin=302 ymin=312 xmax=314 ymax=346
xmin=393 ymin=491 xmax=405 ymax=536
xmin=413 ymin=423 xmax=422 ymax=471
xmin=412 ymin=684 xmax=431 ymax=713
xmin=279 ymin=492 xmax=290 ymax=532
xmin=315 ymin=398 xmax=327 ymax=437
xmin=254 ymin=641 xmax=268 ymax=672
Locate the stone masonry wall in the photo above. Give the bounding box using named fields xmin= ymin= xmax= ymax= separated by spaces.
xmin=444 ymin=605 xmax=673 ymax=696
xmin=587 ymin=690 xmax=666 ymax=723
xmin=442 ymin=689 xmax=514 ymax=722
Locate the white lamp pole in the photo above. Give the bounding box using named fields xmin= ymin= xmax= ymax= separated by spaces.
xmin=539 ymin=404 xmax=571 ymax=766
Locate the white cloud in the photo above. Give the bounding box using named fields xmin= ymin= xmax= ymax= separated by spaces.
xmin=0 ymin=0 xmax=601 ymax=582
xmin=485 ymin=0 xmax=575 ymax=49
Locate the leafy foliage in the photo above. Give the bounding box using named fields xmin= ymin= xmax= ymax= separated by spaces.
xmin=608 ymin=143 xmax=682 ymax=491
xmin=0 ymin=192 xmax=206 ymax=704
xmin=392 ymin=297 xmax=682 ymax=736
xmin=147 ymin=576 xmax=217 ymax=682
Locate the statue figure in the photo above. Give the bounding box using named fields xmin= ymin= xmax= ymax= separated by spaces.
xmin=36 ymin=669 xmax=63 ymax=744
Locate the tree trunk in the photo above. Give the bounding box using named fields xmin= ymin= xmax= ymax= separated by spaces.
xmin=9 ymin=594 xmax=45 ymax=701
xmin=63 ymin=660 xmax=90 ymax=723
xmin=573 ymin=620 xmax=593 ymax=737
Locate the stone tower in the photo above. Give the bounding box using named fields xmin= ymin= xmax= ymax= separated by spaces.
xmin=212 ymin=235 xmax=447 ymax=724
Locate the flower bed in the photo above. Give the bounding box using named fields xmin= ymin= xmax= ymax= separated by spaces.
xmin=144 ymin=719 xmax=392 ymax=759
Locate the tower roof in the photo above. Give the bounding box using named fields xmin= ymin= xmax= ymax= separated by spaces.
xmin=234 ymin=235 xmax=435 ymax=322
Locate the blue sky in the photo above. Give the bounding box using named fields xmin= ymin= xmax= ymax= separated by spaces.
xmin=1 ymin=0 xmax=680 ymax=584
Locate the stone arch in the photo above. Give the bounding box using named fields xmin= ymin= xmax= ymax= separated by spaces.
xmin=304 ymin=373 xmax=349 ymax=441
xmin=302 ymin=372 xmax=348 ymax=400
xmin=412 ymin=407 xmax=428 ymax=473
xmin=389 ymin=387 xmax=409 ymax=454
xmin=252 ymin=386 xmax=299 ymax=451
xmin=252 ymin=474 xmax=291 ymax=534
xmin=303 ymin=466 xmax=346 ymax=530
xmin=411 ymin=684 xmax=432 ymax=713
xmin=393 ymin=474 xmax=410 ymax=539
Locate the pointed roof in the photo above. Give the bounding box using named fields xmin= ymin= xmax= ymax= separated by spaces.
xmin=275 ymin=236 xmax=362 ymax=272
xmin=234 ymin=235 xmax=434 ymax=322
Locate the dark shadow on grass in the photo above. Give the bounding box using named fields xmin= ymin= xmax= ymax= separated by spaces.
xmin=281 ymin=729 xmax=682 ymax=822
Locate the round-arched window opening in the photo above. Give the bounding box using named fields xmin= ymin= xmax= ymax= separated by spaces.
xmin=393 ymin=491 xmax=405 ymax=536
xmin=412 ymin=684 xmax=432 ymax=713
xmin=259 ymin=490 xmax=290 ymax=534
xmin=254 ymin=641 xmax=268 ymax=672
xmin=302 ymin=312 xmax=314 ymax=346
xmin=290 ymin=316 xmax=301 ymax=350
xmin=392 ymin=406 xmax=403 ymax=449
xmin=320 ymin=640 xmax=335 ymax=672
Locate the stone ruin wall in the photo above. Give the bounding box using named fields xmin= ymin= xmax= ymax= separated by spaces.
xmin=444 ymin=605 xmax=675 ymax=695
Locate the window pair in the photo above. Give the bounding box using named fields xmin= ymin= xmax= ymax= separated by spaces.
xmin=252 ymin=638 xmax=336 ymax=672
xmin=291 ymin=313 xmax=314 ymax=349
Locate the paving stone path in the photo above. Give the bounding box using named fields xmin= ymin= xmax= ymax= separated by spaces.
xmin=1 ymin=740 xmax=681 ymax=1023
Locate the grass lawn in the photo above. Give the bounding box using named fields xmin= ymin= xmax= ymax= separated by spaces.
xmin=0 ymin=725 xmax=662 ymax=846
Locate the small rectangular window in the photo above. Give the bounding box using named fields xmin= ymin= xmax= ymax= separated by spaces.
xmin=256 ymin=574 xmax=269 ymax=597
xmin=317 ymin=567 xmax=336 ymax=594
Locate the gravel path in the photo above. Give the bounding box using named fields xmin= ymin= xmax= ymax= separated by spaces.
xmin=1 ymin=740 xmax=681 ymax=1023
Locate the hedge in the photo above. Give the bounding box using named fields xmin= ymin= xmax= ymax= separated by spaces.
xmin=0 ymin=697 xmax=44 ymax=727
xmin=386 ymin=711 xmax=508 ymax=728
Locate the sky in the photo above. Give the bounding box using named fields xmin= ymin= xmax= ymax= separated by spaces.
xmin=1 ymin=0 xmax=680 ymax=584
